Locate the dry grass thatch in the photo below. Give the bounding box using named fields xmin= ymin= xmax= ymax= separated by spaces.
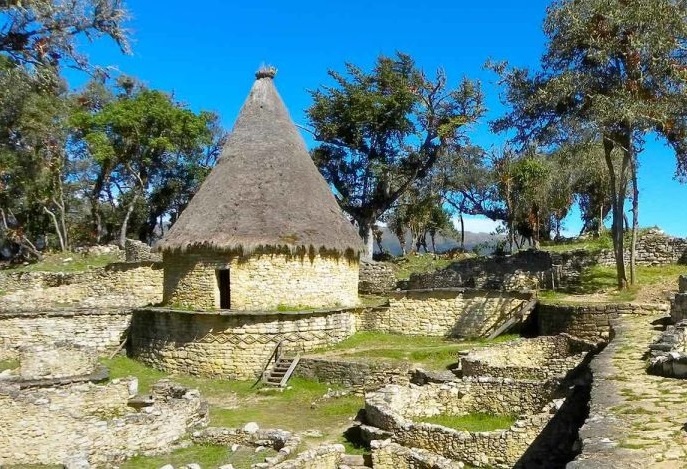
xmin=156 ymin=72 xmax=363 ymax=258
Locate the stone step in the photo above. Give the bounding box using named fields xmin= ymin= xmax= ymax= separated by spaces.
xmin=341 ymin=454 xmax=366 ymax=466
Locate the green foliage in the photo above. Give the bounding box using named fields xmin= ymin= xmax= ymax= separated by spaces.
xmin=421 ymin=413 xmax=517 ymax=432
xmin=0 ymin=358 xmax=18 ymax=371
xmin=307 ymin=52 xmax=484 ymax=256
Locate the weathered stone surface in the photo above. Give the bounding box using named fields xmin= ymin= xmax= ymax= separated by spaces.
xmin=0 ymin=379 xmax=207 ymax=466
xmin=162 ymin=250 xmax=359 ymax=311
xmin=295 ymin=357 xmax=410 ymax=389
xmin=358 ymin=261 xmax=397 ymax=295
xmin=125 ymin=238 xmax=162 ymax=262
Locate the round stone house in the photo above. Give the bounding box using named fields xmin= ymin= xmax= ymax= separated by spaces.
xmin=156 ymin=69 xmax=363 ymax=311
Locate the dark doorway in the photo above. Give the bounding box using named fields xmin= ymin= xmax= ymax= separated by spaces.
xmin=216 ymin=269 xmax=231 ymax=309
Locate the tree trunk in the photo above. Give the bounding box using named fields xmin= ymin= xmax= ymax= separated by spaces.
xmin=43 ymin=206 xmax=65 ymax=252
xmin=603 ymin=136 xmax=629 ymax=290
xmin=119 ymin=193 xmax=140 ymax=248
xmin=358 ymin=220 xmax=375 ymax=262
xmin=629 ymin=152 xmax=639 ymax=285
xmin=459 ymin=212 xmax=465 ymax=251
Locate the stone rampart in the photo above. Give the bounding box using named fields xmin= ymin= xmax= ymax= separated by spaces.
xmin=0 ymin=261 xmax=163 ymax=311
xmin=536 ymin=302 xmax=666 ymax=341
xmin=0 ymin=309 xmax=132 ymax=359
xmin=358 ymin=261 xmax=397 ymax=295
xmin=294 ymin=356 xmax=410 ymax=389
xmin=360 ymin=289 xmax=532 ymax=338
xmin=129 ymin=308 xmax=357 ymax=379
xmin=0 ymin=379 xmax=207 ymax=466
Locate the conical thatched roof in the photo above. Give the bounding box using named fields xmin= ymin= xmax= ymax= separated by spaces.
xmin=157 ymin=69 xmax=363 ymax=257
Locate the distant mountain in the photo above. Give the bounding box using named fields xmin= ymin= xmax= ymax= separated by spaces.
xmin=375 ymin=226 xmax=501 ymax=256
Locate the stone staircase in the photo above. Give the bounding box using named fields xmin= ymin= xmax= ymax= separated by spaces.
xmin=339 ymin=453 xmax=372 ymax=469
xmin=262 ymin=354 xmax=300 ymax=388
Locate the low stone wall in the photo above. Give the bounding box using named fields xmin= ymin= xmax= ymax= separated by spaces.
xmin=360 ymin=289 xmax=532 ymax=338
xmin=647 ymin=320 xmax=687 ymax=378
xmin=0 ymin=309 xmax=132 ymax=359
xmin=125 ymin=238 xmax=162 ymax=262
xmin=17 ymin=343 xmax=98 ymax=380
xmin=670 ymin=275 xmax=687 ymax=323
xmin=271 ymin=444 xmax=344 ymax=469
xmin=0 ymin=379 xmax=207 ymax=466
xmin=294 ymin=356 xmax=410 ymax=389
xmin=0 ymin=261 xmax=163 ymax=311
xmin=461 ymin=334 xmax=598 ymax=380
xmin=596 ymin=229 xmax=687 ymax=267
xmin=365 ymin=380 xmax=561 ymax=468
xmin=193 ymin=426 xmax=301 ymax=466
xmin=130 ymin=307 xmax=357 ymax=379
xmin=536 ymin=302 xmax=666 ymax=342
xmin=371 ymin=440 xmax=463 ymax=469
xmin=358 ymin=261 xmax=397 ymax=295
xmin=408 ymin=249 xmax=597 ymax=291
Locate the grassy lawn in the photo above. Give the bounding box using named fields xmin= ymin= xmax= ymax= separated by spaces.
xmin=391 ymin=254 xmax=456 ymax=281
xmin=540 ymin=263 xmax=684 ymax=303
xmin=103 ymin=356 xmax=364 ymax=448
xmin=540 ymin=233 xmax=614 ymax=253
xmin=420 ymin=412 xmax=517 ymax=432
xmin=121 ymin=444 xmax=277 ymax=469
xmin=312 ymin=331 xmax=519 ymax=370
xmin=2 ymin=251 xmax=121 ymax=273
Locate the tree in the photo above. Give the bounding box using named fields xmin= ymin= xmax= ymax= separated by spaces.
xmin=307 ymin=52 xmax=484 ymax=260
xmin=70 ymin=78 xmax=221 ymax=246
xmin=0 ymin=0 xmax=129 ymax=72
xmin=492 ymin=0 xmax=687 ymax=289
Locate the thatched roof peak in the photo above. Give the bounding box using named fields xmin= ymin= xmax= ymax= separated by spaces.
xmin=156 ymin=71 xmax=363 ymax=258
xmin=255 ymin=65 xmax=277 ymax=79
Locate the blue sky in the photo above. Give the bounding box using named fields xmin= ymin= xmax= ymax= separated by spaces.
xmin=68 ymin=0 xmax=687 ymax=237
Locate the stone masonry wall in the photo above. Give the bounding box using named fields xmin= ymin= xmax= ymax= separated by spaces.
xmin=162 ymin=250 xmax=359 ymax=311
xmin=360 ymin=289 xmax=532 ymax=338
xmin=0 ymin=262 xmax=163 ymax=312
xmin=537 ymin=302 xmax=666 ymax=341
xmin=670 ymin=275 xmax=687 ymax=323
xmin=358 ymin=261 xmax=397 ymax=295
xmin=595 ymin=229 xmax=687 ymax=267
xmin=0 ymin=309 xmax=132 ymax=359
xmin=294 ymin=357 xmax=410 ymax=389
xmin=366 ymin=380 xmax=561 ymax=468
xmin=130 ymin=308 xmax=357 ymax=379
xmin=371 ymin=441 xmax=464 ymax=469
xmin=0 ymin=379 xmax=207 ymax=466
xmin=461 ymin=335 xmax=596 ymax=380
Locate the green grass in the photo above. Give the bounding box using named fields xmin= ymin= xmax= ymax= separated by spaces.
xmin=313 ymin=331 xmax=519 ymax=370
xmin=103 ymin=356 xmax=364 ymax=439
xmin=420 ymin=413 xmax=518 ymax=432
xmin=120 ymin=444 xmax=277 ymax=469
xmin=391 ymin=254 xmax=455 ymax=281
xmin=4 ymin=251 xmax=121 ymax=273
xmin=540 ymin=233 xmax=614 ymax=253
xmin=0 ymin=359 xmax=19 ymax=371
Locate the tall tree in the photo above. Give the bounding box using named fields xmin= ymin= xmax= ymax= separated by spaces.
xmin=492 ymin=0 xmax=687 ymax=289
xmin=307 ymin=52 xmax=484 ymax=260
xmin=70 ymin=78 xmax=221 ymax=246
xmin=0 ymin=0 xmax=129 ymax=72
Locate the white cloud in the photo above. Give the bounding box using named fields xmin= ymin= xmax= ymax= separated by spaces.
xmin=452 ymin=215 xmax=503 ymax=234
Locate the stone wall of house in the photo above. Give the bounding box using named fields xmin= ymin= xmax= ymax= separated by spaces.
xmin=408 ymin=249 xmax=597 ymax=291
xmin=358 ymin=289 xmax=532 ymax=338
xmin=596 ymin=229 xmax=687 ymax=267
xmin=18 ymin=344 xmax=98 ymax=380
xmin=0 ymin=309 xmax=132 ymax=360
xmin=162 ymin=250 xmax=359 ymax=311
xmin=294 ymin=356 xmax=410 ymax=389
xmin=536 ymin=302 xmax=666 ymax=342
xmin=0 ymin=262 xmax=163 ymax=311
xmin=358 ymin=261 xmax=397 ymax=295
xmin=129 ymin=308 xmax=357 ymax=379
xmin=461 ymin=334 xmax=597 ymax=380
xmin=365 ymin=380 xmax=561 ymax=468
xmin=0 ymin=379 xmax=207 ymax=467
xmin=670 ymin=275 xmax=687 ymax=323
